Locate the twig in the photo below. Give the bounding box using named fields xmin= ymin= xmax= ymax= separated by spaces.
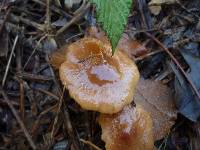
xmin=176 ymin=0 xmax=200 ymax=19
xmin=73 ymin=0 xmax=86 ymax=15
xmin=23 ymin=35 xmax=47 ymax=69
xmin=2 ymin=35 xmax=19 ymax=87
xmin=17 ymin=72 xmax=53 ymax=82
xmin=145 ymin=32 xmax=200 ymax=100
xmin=0 ymin=8 xmax=11 ymax=35
xmin=56 ymin=2 xmax=90 ymax=36
xmin=31 ymin=104 xmax=58 ymax=139
xmin=14 ymin=77 xmax=39 ymax=116
xmin=84 ymin=111 xmax=92 ymax=150
xmin=80 ymin=139 xmax=102 ymax=150
xmin=136 ymin=0 xmax=152 ymax=29
xmin=33 ymin=88 xmax=59 ymax=100
xmin=50 ymin=86 xmax=64 ymax=144
xmin=135 ymin=49 xmax=163 ymax=62
xmin=45 ymin=0 xmax=51 ymax=32
xmin=62 ymin=104 xmax=81 ymax=150
xmin=0 ymin=89 xmax=37 ymax=150
xmin=0 ymin=0 xmax=6 ymax=12
xmin=10 ymin=13 xmax=44 ymax=31
xmin=16 ymin=40 xmax=25 ymax=120
xmin=32 ymin=0 xmax=72 ymax=18
xmin=46 ymin=55 xmax=81 ymax=149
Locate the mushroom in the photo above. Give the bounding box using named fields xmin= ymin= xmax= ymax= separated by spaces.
xmin=59 ymin=37 xmax=139 ymax=114
xmin=99 ymin=105 xmax=154 ymax=150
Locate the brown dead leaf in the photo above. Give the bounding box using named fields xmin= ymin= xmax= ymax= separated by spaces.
xmin=149 ymin=0 xmax=176 ymax=5
xmin=148 ymin=0 xmax=177 ymax=15
xmin=49 ymin=45 xmax=68 ymax=69
xmin=64 ymin=0 xmax=82 ymax=9
xmin=148 ymin=5 xmax=162 ymax=15
xmin=86 ymin=26 xmax=110 ymax=44
xmin=134 ymin=78 xmax=177 ymax=140
xmin=117 ymin=34 xmax=148 ymax=58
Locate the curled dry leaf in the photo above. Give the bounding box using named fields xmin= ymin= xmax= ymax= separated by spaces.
xmin=86 ymin=26 xmax=148 ymax=59
xmin=171 ymin=50 xmax=200 ymax=121
xmin=134 ymin=79 xmax=177 ymax=140
xmin=148 ymin=0 xmax=176 ymax=15
xmin=65 ymin=0 xmax=82 ymax=9
xmin=117 ymin=34 xmax=148 ymax=58
xmin=49 ymin=46 xmax=68 ymax=69
xmin=148 ymin=5 xmax=162 ymax=15
xmin=99 ymin=105 xmax=154 ymax=150
xmin=148 ymin=0 xmax=176 ymax=5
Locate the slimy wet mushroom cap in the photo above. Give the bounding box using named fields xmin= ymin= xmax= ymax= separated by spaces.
xmin=99 ymin=105 xmax=154 ymax=150
xmin=59 ymin=38 xmax=139 ymax=114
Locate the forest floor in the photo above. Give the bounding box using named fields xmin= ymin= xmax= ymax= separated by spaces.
xmin=0 ymin=0 xmax=200 ymax=150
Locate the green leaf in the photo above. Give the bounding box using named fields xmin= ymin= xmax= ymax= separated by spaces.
xmin=89 ymin=0 xmax=133 ymax=55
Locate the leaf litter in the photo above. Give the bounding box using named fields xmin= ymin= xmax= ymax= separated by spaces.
xmin=135 ymin=78 xmax=177 ymax=140
xmin=171 ymin=50 xmax=200 ymax=122
xmin=0 ymin=0 xmax=200 ymax=149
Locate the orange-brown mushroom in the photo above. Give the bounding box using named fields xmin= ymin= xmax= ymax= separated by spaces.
xmin=99 ymin=105 xmax=154 ymax=150
xmin=59 ymin=38 xmax=139 ymax=114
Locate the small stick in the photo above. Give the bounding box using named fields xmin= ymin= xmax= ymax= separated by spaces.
xmin=56 ymin=3 xmax=90 ymax=36
xmin=33 ymin=88 xmax=59 ymax=100
xmin=0 ymin=8 xmax=11 ymax=35
xmin=16 ymin=42 xmax=25 ymax=120
xmin=17 ymin=72 xmax=53 ymax=82
xmin=62 ymin=105 xmax=81 ymax=150
xmin=146 ymin=32 xmax=200 ymax=100
xmin=2 ymin=35 xmax=19 ymax=87
xmin=0 ymin=89 xmax=37 ymax=150
xmin=176 ymin=0 xmax=200 ymax=19
xmin=31 ymin=104 xmax=58 ymax=139
xmin=135 ymin=50 xmax=163 ymax=62
xmin=50 ymin=85 xmax=65 ymax=141
xmin=32 ymin=0 xmax=72 ymax=18
xmin=73 ymin=0 xmax=86 ymax=15
xmin=80 ymin=139 xmax=102 ymax=150
xmin=45 ymin=0 xmax=51 ymax=32
xmin=10 ymin=14 xmax=44 ymax=31
xmin=46 ymin=55 xmax=81 ymax=149
xmin=23 ymin=35 xmax=47 ymax=69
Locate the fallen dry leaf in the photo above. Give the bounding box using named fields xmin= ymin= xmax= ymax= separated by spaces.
xmin=148 ymin=0 xmax=177 ymax=15
xmin=65 ymin=0 xmax=82 ymax=9
xmin=148 ymin=5 xmax=162 ymax=15
xmin=134 ymin=78 xmax=177 ymax=140
xmin=149 ymin=0 xmax=176 ymax=5
xmin=117 ymin=34 xmax=148 ymax=58
xmin=49 ymin=46 xmax=68 ymax=69
xmin=86 ymin=26 xmax=110 ymax=44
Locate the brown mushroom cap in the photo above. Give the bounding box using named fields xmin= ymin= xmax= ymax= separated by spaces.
xmin=59 ymin=38 xmax=139 ymax=114
xmin=99 ymin=105 xmax=154 ymax=150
